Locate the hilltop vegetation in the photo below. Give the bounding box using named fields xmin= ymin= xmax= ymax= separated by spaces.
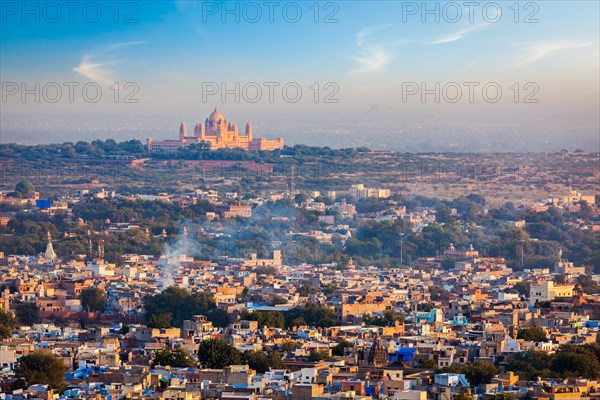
xmin=1 ymin=140 xmax=597 ymax=207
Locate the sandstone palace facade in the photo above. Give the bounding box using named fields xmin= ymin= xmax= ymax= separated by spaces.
xmin=147 ymin=107 xmax=284 ymax=152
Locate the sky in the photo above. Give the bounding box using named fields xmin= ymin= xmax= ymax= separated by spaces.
xmin=0 ymin=0 xmax=599 ymax=151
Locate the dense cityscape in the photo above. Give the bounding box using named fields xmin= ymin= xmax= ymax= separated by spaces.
xmin=0 ymin=138 xmax=599 ymax=399
xmin=1 ymin=1 xmax=599 ymax=399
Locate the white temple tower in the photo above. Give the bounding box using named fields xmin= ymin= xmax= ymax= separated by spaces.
xmin=45 ymin=231 xmax=57 ymax=260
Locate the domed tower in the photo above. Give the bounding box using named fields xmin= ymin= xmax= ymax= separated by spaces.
xmin=209 ymin=106 xmax=223 ymax=120
xmin=245 ymin=122 xmax=252 ymax=140
xmin=179 ymin=122 xmax=187 ymax=140
xmin=194 ymin=123 xmax=205 ymax=139
xmin=206 ymin=106 xmax=226 ymax=136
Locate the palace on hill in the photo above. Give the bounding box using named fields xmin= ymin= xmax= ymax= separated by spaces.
xmin=147 ymin=107 xmax=284 ymax=152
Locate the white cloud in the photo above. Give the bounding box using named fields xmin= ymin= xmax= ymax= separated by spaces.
xmin=73 ymin=56 xmax=114 ymax=84
xmin=105 ymin=41 xmax=148 ymax=51
xmin=350 ymin=25 xmax=411 ymax=74
xmin=432 ymin=23 xmax=489 ymax=44
xmin=72 ymin=41 xmax=147 ymax=84
xmin=517 ymin=41 xmax=593 ymax=66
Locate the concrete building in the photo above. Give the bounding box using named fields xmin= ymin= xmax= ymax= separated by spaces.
xmin=529 ymin=280 xmax=575 ymax=305
xmin=349 ymin=184 xmax=391 ymax=200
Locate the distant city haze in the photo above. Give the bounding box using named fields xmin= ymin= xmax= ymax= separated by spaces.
xmin=1 ymin=108 xmax=598 ymax=152
xmin=1 ymin=1 xmax=598 ymax=151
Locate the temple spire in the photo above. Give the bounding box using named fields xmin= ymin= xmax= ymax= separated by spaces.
xmin=45 ymin=231 xmax=56 ymax=260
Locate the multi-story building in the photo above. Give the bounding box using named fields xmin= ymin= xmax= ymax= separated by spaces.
xmin=223 ymin=205 xmax=253 ymax=219
xmin=529 ymin=280 xmax=575 ymax=305
xmin=349 ymin=184 xmax=391 ymax=199
xmin=548 ymin=189 xmax=595 ymax=207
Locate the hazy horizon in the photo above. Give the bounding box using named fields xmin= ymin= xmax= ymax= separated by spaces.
xmin=1 ymin=1 xmax=599 ymax=151
xmin=1 ymin=108 xmax=599 ymax=152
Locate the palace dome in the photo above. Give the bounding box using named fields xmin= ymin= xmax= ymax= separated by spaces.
xmin=208 ymin=107 xmax=224 ymax=122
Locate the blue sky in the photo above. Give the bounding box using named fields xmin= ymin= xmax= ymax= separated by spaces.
xmin=1 ymin=1 xmax=599 ymax=149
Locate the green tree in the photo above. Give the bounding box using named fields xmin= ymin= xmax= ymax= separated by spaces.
xmin=489 ymin=394 xmax=516 ymax=400
xmin=207 ymin=308 xmax=230 ymax=328
xmin=506 ymin=350 xmax=552 ymax=380
xmin=307 ymin=350 xmax=333 ymax=362
xmin=15 ymin=302 xmax=40 ymax=325
xmin=240 ymin=310 xmax=285 ymax=329
xmin=153 ymin=347 xmax=196 ymax=368
xmin=79 ymin=287 xmax=107 ymax=312
xmin=0 ymin=309 xmax=19 ymax=338
xmin=534 ymin=301 xmax=552 ymax=309
xmin=436 ymin=204 xmax=453 ymax=223
xmin=332 ymin=340 xmax=353 ymax=356
xmin=511 ymin=282 xmax=530 ymax=297
xmin=364 ymin=310 xmax=404 ymax=326
xmin=453 ymin=388 xmax=474 ymax=400
xmin=419 ymin=358 xmax=437 ymax=369
xmin=148 ymin=312 xmax=173 ymax=328
xmin=280 ymin=340 xmax=302 ymax=352
xmin=14 ymin=180 xmax=34 ymax=197
xmin=143 ymin=287 xmax=217 ymax=327
xmin=551 ymin=345 xmax=600 ymax=379
xmin=463 ymin=361 xmax=500 ymax=386
xmin=298 ymin=284 xmax=318 ymax=296
xmin=294 ymin=193 xmax=309 ymax=205
xmin=517 ymin=326 xmax=547 ymax=342
xmin=430 ymin=285 xmax=450 ymax=301
xmin=436 ymin=365 xmax=462 ymax=374
xmin=283 ymin=303 xmax=335 ymax=328
xmin=197 ymin=339 xmax=242 ymax=369
xmin=244 ymin=350 xmax=287 ymax=373
xmin=14 ymin=350 xmax=67 ymax=391
xmin=270 ymin=295 xmax=288 ymax=306
xmin=322 ymin=283 xmax=338 ymax=295
xmin=356 ymin=198 xmax=388 ymax=213
xmin=577 ymin=275 xmax=600 ymax=294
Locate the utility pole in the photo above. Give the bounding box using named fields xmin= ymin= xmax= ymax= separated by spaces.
xmin=400 ymin=233 xmax=405 ymax=266
xmin=520 ymin=239 xmax=525 ymax=267
xmin=287 ymin=165 xmax=296 ymax=198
